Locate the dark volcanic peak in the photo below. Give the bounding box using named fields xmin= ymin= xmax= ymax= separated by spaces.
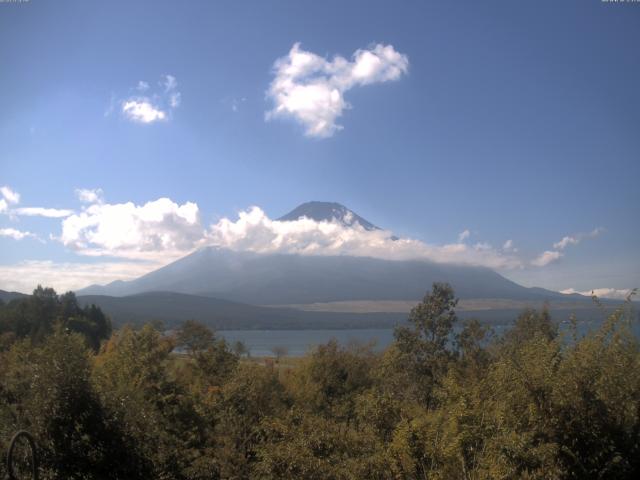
xmin=277 ymin=201 xmax=380 ymax=231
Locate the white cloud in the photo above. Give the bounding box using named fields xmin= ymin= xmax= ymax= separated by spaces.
xmin=0 ymin=185 xmax=605 ymax=276
xmin=266 ymin=42 xmax=409 ymax=138
xmin=119 ymin=75 xmax=181 ymax=124
xmin=122 ymin=100 xmax=167 ymax=123
xmin=531 ymin=227 xmax=603 ymax=268
xmin=59 ymin=197 xmax=204 ymax=261
xmin=0 ymin=228 xmax=38 ymax=241
xmin=531 ymin=250 xmax=563 ymax=267
xmin=553 ymin=236 xmax=578 ymax=250
xmin=0 ymin=186 xmax=20 ymax=205
xmin=0 ymin=260 xmax=155 ymax=294
xmin=13 ymin=207 xmax=74 ymax=218
xmin=560 ymin=287 xmax=636 ymax=301
xmin=458 ymin=229 xmax=470 ymax=242
xmin=52 ymin=194 xmax=520 ymax=269
xmin=75 ymin=188 xmax=104 ymax=204
xmin=205 ymin=206 xmax=521 ymax=269
xmin=503 ymin=239 xmax=517 ymax=252
xmin=0 ymin=186 xmax=74 ymax=218
xmin=553 ymin=227 xmax=603 ymax=250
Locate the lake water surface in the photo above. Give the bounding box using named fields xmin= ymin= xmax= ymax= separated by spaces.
xmin=220 ymin=320 xmax=640 ymax=357
xmin=219 ymin=328 xmax=395 ymax=357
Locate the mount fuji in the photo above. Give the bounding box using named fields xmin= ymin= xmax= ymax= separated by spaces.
xmin=79 ymin=201 xmax=575 ymax=306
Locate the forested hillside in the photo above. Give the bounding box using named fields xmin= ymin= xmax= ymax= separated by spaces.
xmin=0 ymin=284 xmax=638 ymax=479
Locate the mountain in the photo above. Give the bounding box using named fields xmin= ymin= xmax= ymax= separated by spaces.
xmin=78 ymin=246 xmax=571 ymax=305
xmin=277 ymin=201 xmax=380 ymax=231
xmin=78 ymin=201 xmax=586 ymax=307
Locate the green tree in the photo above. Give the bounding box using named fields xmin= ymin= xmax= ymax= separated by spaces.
xmin=214 ymin=363 xmax=289 ymax=479
xmin=393 ymin=282 xmax=458 ymax=407
xmin=287 ymin=339 xmax=375 ymax=421
xmin=0 ymin=287 xmax=111 ymax=351
xmin=93 ymin=325 xmax=208 ymax=479
xmin=0 ymin=329 xmax=142 ymax=479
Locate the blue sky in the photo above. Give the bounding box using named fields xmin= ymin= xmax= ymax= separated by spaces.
xmin=0 ymin=0 xmax=638 ymax=297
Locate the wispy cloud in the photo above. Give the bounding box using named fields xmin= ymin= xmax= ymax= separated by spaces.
xmin=75 ymin=188 xmax=104 ymax=204
xmin=266 ymin=43 xmax=409 ymax=138
xmin=0 ymin=228 xmax=39 ymax=241
xmin=503 ymin=239 xmax=517 ymax=252
xmin=163 ymin=74 xmax=181 ymax=108
xmin=0 ymin=186 xmax=74 ymax=218
xmin=458 ymin=229 xmax=471 ymax=242
xmin=1 ymin=185 xmax=20 ymax=213
xmin=560 ymin=287 xmax=636 ymax=301
xmin=531 ymin=250 xmax=563 ymax=267
xmin=14 ymin=207 xmax=74 ymax=218
xmin=118 ymin=74 xmax=181 ymax=124
xmin=531 ymin=227 xmax=603 ymax=267
xmin=0 ymin=260 xmax=155 ymax=294
xmin=0 ymin=186 xmax=20 ymax=205
xmin=553 ymin=228 xmax=603 ymax=250
xmin=232 ymin=97 xmax=246 ymax=112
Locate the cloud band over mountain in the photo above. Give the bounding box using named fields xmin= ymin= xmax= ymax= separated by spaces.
xmin=0 ymin=187 xmax=612 ymax=294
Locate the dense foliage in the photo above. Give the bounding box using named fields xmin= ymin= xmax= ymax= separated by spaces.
xmin=0 ymin=284 xmax=638 ymax=479
xmin=0 ymin=286 xmax=111 ymax=351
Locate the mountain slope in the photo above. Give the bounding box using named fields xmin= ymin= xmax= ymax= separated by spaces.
xmin=78 ymin=246 xmax=570 ymax=305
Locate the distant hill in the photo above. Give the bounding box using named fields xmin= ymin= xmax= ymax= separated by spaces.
xmin=77 ymin=291 xmax=406 ymax=330
xmin=74 ymin=291 xmax=618 ymax=331
xmin=0 ymin=289 xmax=29 ymax=303
xmin=1 ymin=288 xmax=619 ymax=331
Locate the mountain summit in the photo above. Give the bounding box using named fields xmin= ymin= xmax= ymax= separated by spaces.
xmin=277 ymin=201 xmax=380 ymax=231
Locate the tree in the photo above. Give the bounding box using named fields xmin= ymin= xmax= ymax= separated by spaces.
xmin=175 ymin=320 xmax=238 ymax=390
xmin=271 ymin=345 xmax=288 ymax=363
xmin=93 ymin=325 xmax=207 ymax=479
xmin=0 ymin=287 xmax=111 ymax=351
xmin=232 ymin=340 xmax=249 ymax=357
xmin=393 ymin=282 xmax=458 ymax=407
xmin=0 ymin=330 xmax=142 ymax=478
xmin=176 ymin=319 xmax=215 ymax=355
xmin=287 ymin=339 xmax=375 ymax=421
xmin=214 ymin=363 xmax=289 ymax=479
xmin=501 ymin=306 xmax=557 ymax=349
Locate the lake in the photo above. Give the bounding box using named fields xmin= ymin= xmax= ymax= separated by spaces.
xmin=219 ymin=328 xmax=395 ymax=357
xmin=219 ymin=319 xmax=640 ymax=357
